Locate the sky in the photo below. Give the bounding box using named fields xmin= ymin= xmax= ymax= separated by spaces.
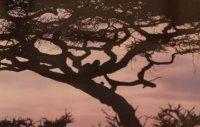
xmin=0 ymin=1 xmax=200 ymax=126
xmin=0 ymin=53 xmax=200 ymax=127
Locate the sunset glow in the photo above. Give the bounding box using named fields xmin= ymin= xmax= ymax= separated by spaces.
xmin=0 ymin=54 xmax=200 ymax=127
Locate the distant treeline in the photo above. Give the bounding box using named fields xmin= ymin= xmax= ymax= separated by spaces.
xmin=0 ymin=104 xmax=200 ymax=127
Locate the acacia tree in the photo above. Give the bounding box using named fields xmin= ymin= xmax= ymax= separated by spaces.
xmin=0 ymin=0 xmax=200 ymax=127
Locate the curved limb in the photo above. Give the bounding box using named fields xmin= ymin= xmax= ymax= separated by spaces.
xmin=27 ymin=65 xmax=142 ymax=127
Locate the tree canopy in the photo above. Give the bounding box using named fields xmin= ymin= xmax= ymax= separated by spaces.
xmin=0 ymin=0 xmax=200 ymax=127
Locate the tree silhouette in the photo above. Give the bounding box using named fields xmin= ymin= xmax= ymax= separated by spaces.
xmin=0 ymin=0 xmax=200 ymax=127
xmin=94 ymin=105 xmax=200 ymax=127
xmin=0 ymin=112 xmax=73 ymax=127
xmin=152 ymin=104 xmax=200 ymax=127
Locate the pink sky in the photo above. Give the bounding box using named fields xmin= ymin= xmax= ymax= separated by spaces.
xmin=0 ymin=54 xmax=200 ymax=127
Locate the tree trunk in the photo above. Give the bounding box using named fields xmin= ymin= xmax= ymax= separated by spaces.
xmin=73 ymin=79 xmax=142 ymax=127
xmin=31 ymin=69 xmax=142 ymax=127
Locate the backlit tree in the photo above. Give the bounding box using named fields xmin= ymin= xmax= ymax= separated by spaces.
xmin=0 ymin=0 xmax=200 ymax=127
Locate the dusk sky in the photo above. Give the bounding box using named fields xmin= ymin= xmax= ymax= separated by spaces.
xmin=0 ymin=53 xmax=200 ymax=127
xmin=1 ymin=1 xmax=200 ymax=126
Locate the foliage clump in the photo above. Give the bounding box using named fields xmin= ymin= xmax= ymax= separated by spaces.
xmin=94 ymin=105 xmax=200 ymax=127
xmin=0 ymin=112 xmax=73 ymax=127
xmin=152 ymin=104 xmax=200 ymax=127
